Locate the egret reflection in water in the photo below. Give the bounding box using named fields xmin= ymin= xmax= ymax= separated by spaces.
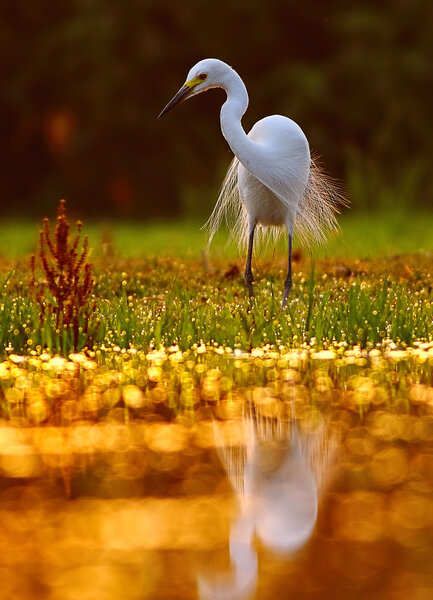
xmin=198 ymin=408 xmax=336 ymax=600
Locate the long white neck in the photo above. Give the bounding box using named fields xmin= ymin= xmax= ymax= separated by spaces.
xmin=215 ymin=62 xmax=308 ymax=215
xmin=219 ymin=70 xmax=257 ymax=172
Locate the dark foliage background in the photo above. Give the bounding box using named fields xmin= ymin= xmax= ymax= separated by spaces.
xmin=0 ymin=0 xmax=432 ymax=219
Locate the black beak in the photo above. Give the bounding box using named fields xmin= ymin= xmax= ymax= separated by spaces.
xmin=158 ymin=84 xmax=192 ymax=119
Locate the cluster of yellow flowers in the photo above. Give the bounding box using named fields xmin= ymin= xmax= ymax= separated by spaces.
xmin=0 ymin=341 xmax=432 ymax=428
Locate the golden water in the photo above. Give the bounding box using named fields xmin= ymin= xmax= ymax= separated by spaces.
xmin=1 ymin=403 xmax=432 ymax=600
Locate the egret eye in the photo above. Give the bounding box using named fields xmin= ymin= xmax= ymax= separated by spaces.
xmin=199 ymin=73 xmax=207 ymax=81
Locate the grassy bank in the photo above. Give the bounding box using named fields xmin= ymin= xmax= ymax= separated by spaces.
xmin=0 ymin=252 xmax=432 ymax=355
xmin=0 ymin=209 xmax=432 ymax=357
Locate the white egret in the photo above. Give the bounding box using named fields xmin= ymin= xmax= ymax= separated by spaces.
xmin=159 ymin=58 xmax=344 ymax=307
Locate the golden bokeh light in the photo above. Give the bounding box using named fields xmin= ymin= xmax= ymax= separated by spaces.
xmin=0 ymin=344 xmax=432 ymax=599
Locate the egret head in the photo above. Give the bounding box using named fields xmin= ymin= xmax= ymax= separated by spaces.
xmin=158 ymin=58 xmax=230 ymax=119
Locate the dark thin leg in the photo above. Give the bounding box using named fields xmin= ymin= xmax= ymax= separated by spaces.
xmin=282 ymin=234 xmax=293 ymax=309
xmin=244 ymin=225 xmax=256 ymax=299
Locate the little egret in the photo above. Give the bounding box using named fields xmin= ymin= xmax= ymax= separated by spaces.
xmin=159 ymin=58 xmax=344 ymax=307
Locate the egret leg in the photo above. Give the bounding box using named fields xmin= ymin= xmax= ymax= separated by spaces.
xmin=244 ymin=222 xmax=256 ymax=299
xmin=282 ymin=234 xmax=293 ymax=309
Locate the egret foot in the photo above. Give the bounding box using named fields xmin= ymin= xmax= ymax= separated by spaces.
xmin=281 ymin=233 xmax=293 ymax=309
xmin=244 ymin=272 xmax=255 ymax=299
xmin=244 ymin=221 xmax=256 ymax=301
xmin=281 ymin=276 xmax=292 ymax=309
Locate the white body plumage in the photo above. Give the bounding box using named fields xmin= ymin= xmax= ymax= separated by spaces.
xmin=237 ymin=115 xmax=310 ymax=231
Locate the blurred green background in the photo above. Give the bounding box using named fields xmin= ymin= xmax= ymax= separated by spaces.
xmin=0 ymin=0 xmax=432 ymax=221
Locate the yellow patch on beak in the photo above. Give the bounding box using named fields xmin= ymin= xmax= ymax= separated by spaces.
xmin=185 ymin=75 xmax=206 ymax=88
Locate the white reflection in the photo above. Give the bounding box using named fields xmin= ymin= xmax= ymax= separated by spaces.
xmin=198 ymin=410 xmax=335 ymax=600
